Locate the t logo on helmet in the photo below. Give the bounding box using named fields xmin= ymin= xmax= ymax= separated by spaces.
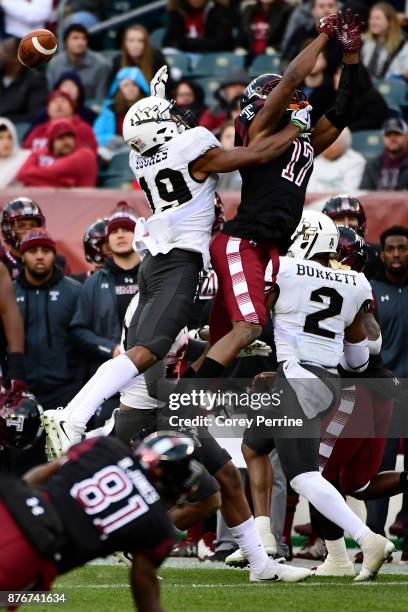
xmin=6 ymin=415 xmax=24 ymax=432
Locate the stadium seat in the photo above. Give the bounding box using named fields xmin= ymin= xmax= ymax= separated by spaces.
xmin=195 ymin=53 xmax=244 ymax=77
xmin=193 ymin=76 xmax=222 ymax=106
xmin=250 ymin=54 xmax=282 ymax=77
xmin=150 ymin=27 xmax=165 ymax=48
xmin=164 ymin=53 xmax=191 ymax=76
xmin=352 ymin=130 xmax=383 ymax=159
xmin=101 ymin=49 xmax=121 ymax=62
xmin=15 ymin=122 xmax=30 ymax=144
xmin=100 ymin=151 xmax=133 ymax=188
xmin=374 ymin=80 xmax=407 ymax=111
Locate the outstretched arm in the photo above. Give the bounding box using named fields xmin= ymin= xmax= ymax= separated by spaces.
xmin=247 ymin=21 xmax=335 ymax=144
xmin=312 ymin=10 xmax=363 ymax=156
xmin=191 ymin=122 xmax=300 ymax=177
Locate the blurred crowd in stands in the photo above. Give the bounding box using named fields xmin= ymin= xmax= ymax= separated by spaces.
xmin=0 ymin=0 xmax=405 ymax=190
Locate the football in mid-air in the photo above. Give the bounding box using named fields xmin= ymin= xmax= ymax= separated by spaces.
xmin=18 ymin=29 xmax=58 ymax=68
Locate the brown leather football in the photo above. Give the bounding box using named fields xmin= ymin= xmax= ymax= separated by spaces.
xmin=18 ymin=29 xmax=58 ymax=69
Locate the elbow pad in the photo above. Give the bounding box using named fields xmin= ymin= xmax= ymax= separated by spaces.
xmin=368 ymin=334 xmax=382 ymax=356
xmin=325 ymin=63 xmax=359 ymax=131
xmin=340 ymin=339 xmax=369 ymax=373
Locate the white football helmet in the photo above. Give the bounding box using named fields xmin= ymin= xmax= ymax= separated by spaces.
xmin=122 ymin=95 xmax=187 ymax=155
xmin=288 ymin=210 xmax=339 ymax=260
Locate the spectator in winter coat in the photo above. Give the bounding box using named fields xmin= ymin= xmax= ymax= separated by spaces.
xmin=23 ymin=90 xmax=97 ymax=153
xmin=0 ymin=37 xmax=48 ymax=123
xmin=17 ymin=119 xmax=98 ymax=188
xmin=29 ymin=71 xmax=97 ymax=130
xmin=199 ymin=69 xmax=250 ymax=132
xmin=1 ymin=0 xmax=53 ymax=38
xmin=109 ymin=24 xmax=169 ymax=92
xmin=171 ymin=79 xmax=207 ymax=125
xmin=14 ymin=229 xmax=82 ymax=411
xmin=361 ymin=2 xmax=408 ymax=81
xmin=163 ymin=0 xmax=234 ymax=53
xmin=93 ymin=67 xmax=149 ymax=159
xmin=281 ymin=0 xmax=342 ymax=73
xmin=47 ymin=24 xmax=111 ymax=103
xmin=236 ymin=0 xmax=293 ymax=57
xmin=360 ymin=118 xmax=408 ymax=190
xmin=0 ymin=117 xmax=30 ymax=188
xmin=307 ymin=128 xmax=366 ymax=193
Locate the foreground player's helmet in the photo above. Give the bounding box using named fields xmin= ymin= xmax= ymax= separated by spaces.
xmin=336 ymin=225 xmax=368 ymax=272
xmin=123 ymin=96 xmax=191 ymax=155
xmin=84 ymin=218 xmax=108 ymax=265
xmin=0 ymin=392 xmax=43 ymax=450
xmin=322 ymin=195 xmax=367 ymax=238
xmin=240 ymin=73 xmax=307 ymax=110
xmin=1 ymin=197 xmax=45 ymax=249
xmin=134 ymin=431 xmax=203 ymax=503
xmin=288 ymin=210 xmax=339 ymax=260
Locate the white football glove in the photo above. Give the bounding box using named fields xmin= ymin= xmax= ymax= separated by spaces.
xmin=290 ymin=104 xmax=313 ymax=133
xmin=150 ymin=65 xmax=168 ymax=98
xmin=238 ymin=340 xmax=272 ymax=358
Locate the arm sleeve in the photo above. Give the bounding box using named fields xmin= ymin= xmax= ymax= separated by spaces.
xmin=325 ymin=63 xmax=360 ymax=131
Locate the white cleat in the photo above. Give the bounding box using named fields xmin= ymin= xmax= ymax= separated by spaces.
xmin=250 ymin=558 xmax=311 ymax=582
xmin=314 ymin=555 xmax=355 ymax=577
xmin=42 ymin=409 xmax=84 ymax=458
xmin=355 ymin=533 xmax=395 ymax=582
xmin=225 ymin=544 xmax=276 ymax=569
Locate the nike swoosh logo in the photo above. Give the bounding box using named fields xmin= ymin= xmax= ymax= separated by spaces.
xmin=58 ymin=421 xmax=71 ymax=440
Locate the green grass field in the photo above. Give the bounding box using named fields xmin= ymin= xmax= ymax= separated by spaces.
xmin=20 ymin=565 xmax=408 ymax=612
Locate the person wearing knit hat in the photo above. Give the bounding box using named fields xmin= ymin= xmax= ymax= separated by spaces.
xmin=23 ymin=90 xmax=97 ymax=154
xmin=14 ymin=228 xmax=82 ymax=412
xmin=106 ymin=202 xmax=138 ymax=236
xmin=94 ymin=67 xmax=150 ymax=160
xmin=20 ymin=229 xmax=56 ymax=258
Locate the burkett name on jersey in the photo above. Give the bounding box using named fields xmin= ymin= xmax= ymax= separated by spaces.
xmin=296 ymin=262 xmax=358 ymax=286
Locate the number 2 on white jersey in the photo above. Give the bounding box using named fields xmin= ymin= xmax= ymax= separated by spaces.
xmin=281 ymin=140 xmax=314 ymax=187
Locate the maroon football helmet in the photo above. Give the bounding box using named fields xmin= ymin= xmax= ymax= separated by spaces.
xmin=84 ymin=218 xmax=108 ymax=265
xmin=322 ymin=195 xmax=367 ymax=238
xmin=336 ymin=225 xmax=368 ymax=272
xmin=1 ymin=197 xmax=45 ymax=249
xmin=240 ymin=73 xmax=307 ymax=110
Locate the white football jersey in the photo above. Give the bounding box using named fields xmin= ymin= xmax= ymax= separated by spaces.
xmin=129 ymin=126 xmax=220 ymax=269
xmin=273 ymin=257 xmax=372 ymax=367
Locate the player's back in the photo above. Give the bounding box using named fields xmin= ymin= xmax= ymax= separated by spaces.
xmin=223 ymin=103 xmax=314 ymax=252
xmin=130 ymin=126 xmax=219 ymax=266
xmin=273 ymin=257 xmax=372 ymax=368
xmin=45 ymin=436 xmax=173 ymax=572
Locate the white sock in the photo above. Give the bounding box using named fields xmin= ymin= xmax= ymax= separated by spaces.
xmin=325 ymin=538 xmax=350 ymax=564
xmin=290 ymin=472 xmax=369 ymax=544
xmin=254 ymin=516 xmax=276 ymax=550
xmin=230 ymin=516 xmax=269 ymax=573
xmin=66 ymin=354 xmax=139 ymax=429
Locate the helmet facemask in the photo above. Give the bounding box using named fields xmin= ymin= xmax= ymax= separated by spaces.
xmin=124 ymin=97 xmax=190 ymax=156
